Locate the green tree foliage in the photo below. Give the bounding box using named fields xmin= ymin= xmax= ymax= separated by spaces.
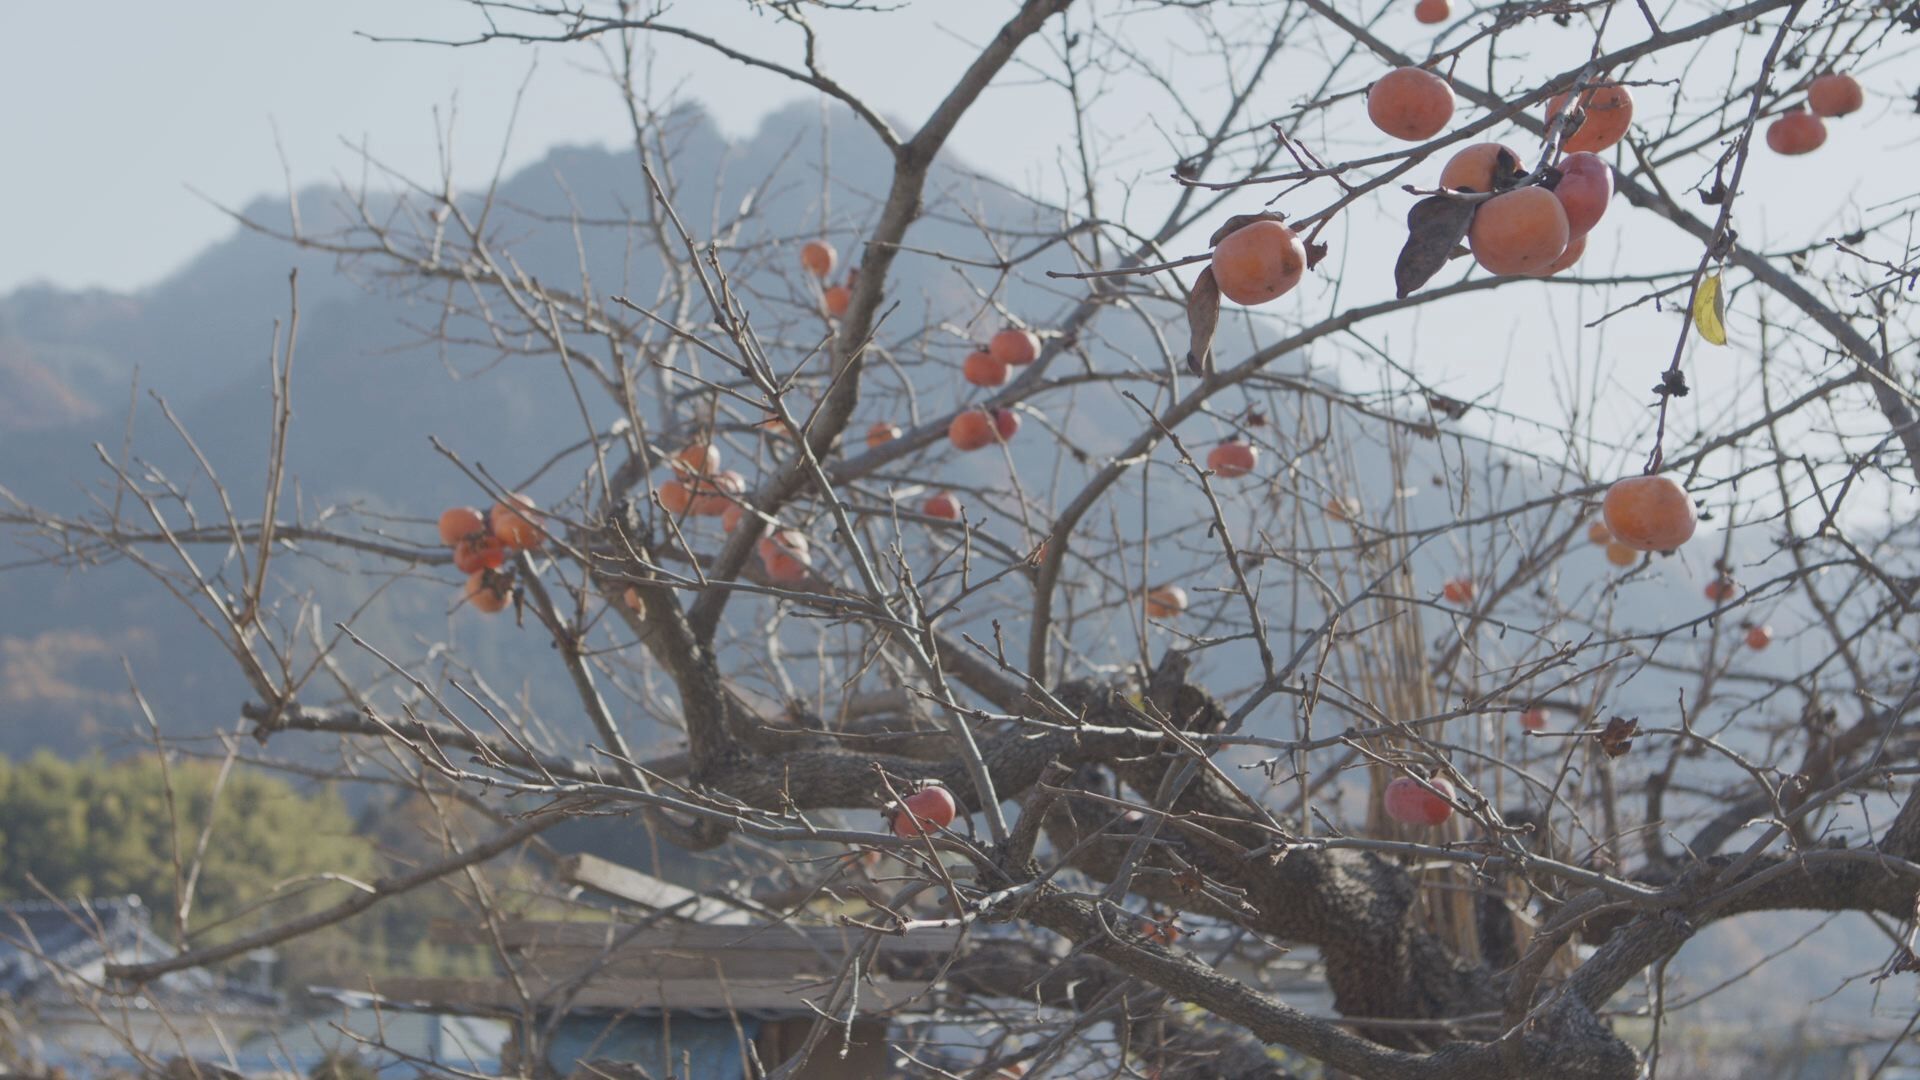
xmin=0 ymin=755 xmax=555 ymax=988
xmin=0 ymin=752 xmax=371 ymax=928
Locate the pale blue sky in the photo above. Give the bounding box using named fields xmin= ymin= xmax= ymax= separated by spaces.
xmin=3 ymin=0 xmax=1908 ymax=491
xmin=0 ymin=2 xmax=1043 ymax=293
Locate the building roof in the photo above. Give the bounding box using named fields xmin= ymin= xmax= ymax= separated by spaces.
xmin=362 ymin=917 xmax=958 ymax=1019
xmin=0 ymin=895 xmax=280 ymax=1015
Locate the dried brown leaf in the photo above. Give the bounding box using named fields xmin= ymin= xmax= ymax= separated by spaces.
xmin=1208 ymin=211 xmax=1287 ymax=248
xmin=1596 ymin=716 xmax=1640 ymax=758
xmin=1173 ymin=866 xmax=1205 ymax=894
xmin=1394 ymin=196 xmax=1477 ymax=299
xmin=1186 ymin=266 xmax=1222 ymax=374
xmin=1491 ymin=148 xmax=1527 ymax=192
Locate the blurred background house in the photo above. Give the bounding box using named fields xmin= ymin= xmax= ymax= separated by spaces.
xmin=0 ymin=895 xmax=505 ymax=1078
xmin=0 ymin=896 xmax=281 ymax=1072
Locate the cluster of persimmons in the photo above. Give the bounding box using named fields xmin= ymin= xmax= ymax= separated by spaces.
xmin=1766 ymin=73 xmax=1864 ymax=155
xmin=427 ymin=22 xmax=1841 ymax=840
xmin=1199 ymin=11 xmax=1841 ymax=828
xmin=437 ymin=496 xmax=545 ymax=614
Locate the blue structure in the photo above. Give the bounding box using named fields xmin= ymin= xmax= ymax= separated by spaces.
xmin=544 ymin=1010 xmax=760 ymax=1078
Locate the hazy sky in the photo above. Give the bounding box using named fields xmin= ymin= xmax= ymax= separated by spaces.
xmin=5 ymin=2 xmax=1897 ymax=305
xmin=0 ymin=2 xmax=1045 ymax=294
xmin=4 ymin=0 xmax=1909 ymax=496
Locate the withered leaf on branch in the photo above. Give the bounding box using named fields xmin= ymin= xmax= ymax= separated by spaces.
xmin=1209 ymin=211 xmax=1287 ymax=248
xmin=1394 ymin=196 xmax=1477 ymax=299
xmin=1596 ymin=716 xmax=1640 ymax=758
xmin=1186 ymin=266 xmax=1222 ymax=375
xmin=1173 ymin=866 xmax=1206 ymax=894
xmin=1490 ymin=147 xmax=1528 ymax=192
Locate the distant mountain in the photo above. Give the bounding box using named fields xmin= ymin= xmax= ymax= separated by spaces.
xmin=0 ymin=334 xmax=105 ymax=433
xmin=0 ymin=101 xmax=1075 ymax=759
xmin=0 ymin=99 xmax=1778 ymax=760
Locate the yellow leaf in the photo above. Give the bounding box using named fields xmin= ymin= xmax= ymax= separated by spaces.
xmin=1692 ymin=272 xmax=1728 ymax=346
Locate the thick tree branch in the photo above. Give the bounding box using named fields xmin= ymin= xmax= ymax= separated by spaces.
xmin=105 ymin=816 xmax=558 ymax=983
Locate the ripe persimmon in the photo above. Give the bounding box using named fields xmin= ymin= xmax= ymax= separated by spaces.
xmin=453 ymin=536 xmax=507 ymax=574
xmin=1766 ymin=109 xmax=1826 ymax=155
xmin=491 ymin=494 xmax=544 ymax=549
xmin=800 ymin=239 xmax=836 ymax=278
xmin=757 ymin=530 xmax=812 ymax=586
xmin=1141 ymin=917 xmax=1183 ymax=946
xmin=1439 ymin=142 xmax=1522 ymax=193
xmin=1470 ymin=187 xmax=1570 ymax=277
xmin=1604 ymin=541 xmax=1639 ymax=567
xmin=1414 ymin=0 xmax=1449 ymax=23
xmin=1745 ymin=624 xmax=1773 ymax=650
xmin=1384 ymin=775 xmax=1455 ymax=826
xmin=1808 ymin=74 xmax=1863 ymax=118
xmin=1547 ymin=81 xmax=1634 ymax=153
xmin=1552 ymin=152 xmax=1612 ymax=237
xmin=867 ymin=422 xmax=902 ymax=450
xmin=989 ymin=329 xmax=1040 ymax=366
xmin=1587 ymin=520 xmax=1613 ymax=545
xmin=464 ymin=571 xmax=509 ymax=615
xmin=1539 ymin=232 xmax=1586 ymax=276
xmin=674 ymin=443 xmax=720 ymax=477
xmin=1520 ymin=708 xmax=1548 ymax=731
xmin=1602 ymin=475 xmax=1696 ymax=551
xmin=622 ymin=586 xmax=646 ymax=615
xmin=1207 ymin=440 xmax=1258 ymax=478
xmin=689 ymin=470 xmax=745 ymax=516
xmin=1367 ymin=67 xmax=1456 ymax=142
xmin=892 ymin=785 xmax=958 ymax=838
xmin=759 ymin=528 xmax=810 ymax=559
xmin=1145 ymin=584 xmax=1188 ymax=618
xmin=991 ymin=408 xmax=1021 ymax=441
xmin=1442 ymin=578 xmax=1475 ymax=605
xmin=763 ymin=550 xmax=809 ymax=585
xmin=1210 ymin=220 xmax=1307 ymax=305
xmin=963 ymin=349 xmax=1010 ymax=388
xmin=657 ymin=479 xmax=693 ymax=515
xmin=924 ymin=492 xmax=960 ymax=520
xmin=823 ymin=285 xmax=851 ymax=317
xmin=1704 ymin=577 xmax=1737 ymax=603
xmin=438 ymin=506 xmax=486 ymax=546
xmin=949 ymin=411 xmax=996 ymax=451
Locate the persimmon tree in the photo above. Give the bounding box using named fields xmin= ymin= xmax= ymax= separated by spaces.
xmin=7 ymin=0 xmax=1920 ymax=1077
